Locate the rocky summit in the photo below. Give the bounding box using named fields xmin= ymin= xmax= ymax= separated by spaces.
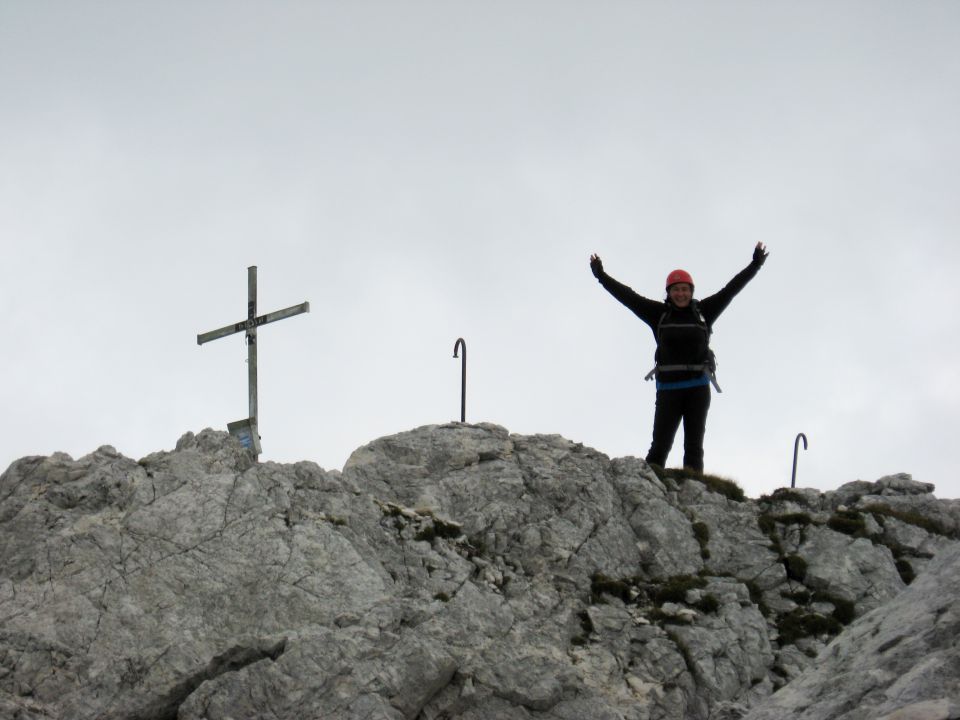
xmin=1 ymin=423 xmax=959 ymax=720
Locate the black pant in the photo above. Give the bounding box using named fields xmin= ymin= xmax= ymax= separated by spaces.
xmin=645 ymin=384 xmax=711 ymax=472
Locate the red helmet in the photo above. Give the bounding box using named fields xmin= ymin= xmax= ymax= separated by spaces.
xmin=665 ymin=269 xmax=694 ymax=290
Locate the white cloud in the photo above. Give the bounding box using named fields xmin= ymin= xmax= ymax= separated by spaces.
xmin=2 ymin=1 xmax=958 ymax=500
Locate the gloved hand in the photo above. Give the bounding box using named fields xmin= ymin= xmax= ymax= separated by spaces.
xmin=590 ymin=254 xmax=604 ymax=278
xmin=752 ymin=243 xmax=769 ymax=266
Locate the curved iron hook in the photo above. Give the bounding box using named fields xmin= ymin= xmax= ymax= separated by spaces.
xmin=791 ymin=433 xmax=808 ymax=488
xmin=453 ymin=338 xmax=466 ymax=422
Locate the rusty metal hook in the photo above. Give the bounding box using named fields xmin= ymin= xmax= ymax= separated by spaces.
xmin=453 ymin=338 xmax=466 ymax=422
xmin=791 ymin=433 xmax=808 ymax=488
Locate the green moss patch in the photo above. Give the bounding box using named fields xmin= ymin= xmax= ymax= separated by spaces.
xmin=692 ymin=521 xmax=711 ymax=559
xmin=811 ymin=592 xmax=856 ymax=625
xmin=744 ymin=579 xmax=772 ymax=617
xmin=652 ymin=575 xmax=708 ymax=605
xmin=777 ymin=610 xmax=842 ymax=645
xmin=693 ymin=594 xmax=720 ymax=614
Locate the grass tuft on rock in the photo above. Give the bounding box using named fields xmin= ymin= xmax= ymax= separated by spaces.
xmin=590 ymin=573 xmax=633 ymax=604
xmin=651 ymin=466 xmax=746 ymax=502
xmin=759 ymin=488 xmax=821 ymax=507
xmin=827 ymin=510 xmax=868 ymax=538
xmin=865 ymin=503 xmax=958 ymax=539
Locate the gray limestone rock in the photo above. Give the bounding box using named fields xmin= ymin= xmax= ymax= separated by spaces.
xmin=797 ymin=525 xmax=905 ymax=613
xmin=1 ymin=424 xmax=958 ymax=720
xmin=742 ymin=542 xmax=960 ymax=720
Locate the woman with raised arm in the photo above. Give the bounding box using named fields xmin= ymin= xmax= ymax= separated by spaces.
xmin=589 ymin=243 xmax=768 ymax=473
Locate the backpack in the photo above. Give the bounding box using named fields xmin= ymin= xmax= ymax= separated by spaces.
xmin=644 ymin=300 xmax=721 ymax=392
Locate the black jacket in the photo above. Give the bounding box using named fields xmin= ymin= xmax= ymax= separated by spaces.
xmin=595 ymin=260 xmax=762 ymax=384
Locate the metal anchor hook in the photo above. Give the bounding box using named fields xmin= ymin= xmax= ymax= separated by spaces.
xmin=453 ymin=338 xmax=466 ymax=423
xmin=791 ymin=433 xmax=808 ymax=488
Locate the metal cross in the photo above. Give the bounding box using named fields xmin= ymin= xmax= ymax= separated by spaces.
xmin=197 ymin=266 xmax=309 ymax=456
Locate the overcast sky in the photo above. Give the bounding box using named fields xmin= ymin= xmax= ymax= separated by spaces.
xmin=2 ymin=1 xmax=958 ymax=501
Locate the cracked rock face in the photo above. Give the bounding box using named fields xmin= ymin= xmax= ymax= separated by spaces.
xmin=741 ymin=541 xmax=960 ymax=720
xmin=1 ymin=424 xmax=958 ymax=720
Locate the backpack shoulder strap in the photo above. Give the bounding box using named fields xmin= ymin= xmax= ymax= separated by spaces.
xmin=655 ymin=307 xmax=670 ymax=343
xmin=690 ymin=299 xmax=711 ymax=335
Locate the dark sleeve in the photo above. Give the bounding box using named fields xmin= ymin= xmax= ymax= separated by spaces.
xmin=698 ymin=260 xmax=763 ymax=324
xmin=594 ymin=270 xmax=663 ymax=329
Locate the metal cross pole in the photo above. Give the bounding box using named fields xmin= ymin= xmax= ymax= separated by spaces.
xmin=197 ymin=266 xmax=309 ymax=456
xmin=791 ymin=432 xmax=808 ymax=488
xmin=453 ymin=338 xmax=466 ymax=422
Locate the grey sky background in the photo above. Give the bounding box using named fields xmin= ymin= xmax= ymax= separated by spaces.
xmin=2 ymin=1 xmax=958 ymax=500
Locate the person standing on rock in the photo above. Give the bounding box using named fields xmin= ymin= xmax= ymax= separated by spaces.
xmin=589 ymin=243 xmax=768 ymax=473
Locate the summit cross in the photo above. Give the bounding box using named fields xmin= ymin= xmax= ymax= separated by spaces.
xmin=197 ymin=265 xmax=309 ymax=456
